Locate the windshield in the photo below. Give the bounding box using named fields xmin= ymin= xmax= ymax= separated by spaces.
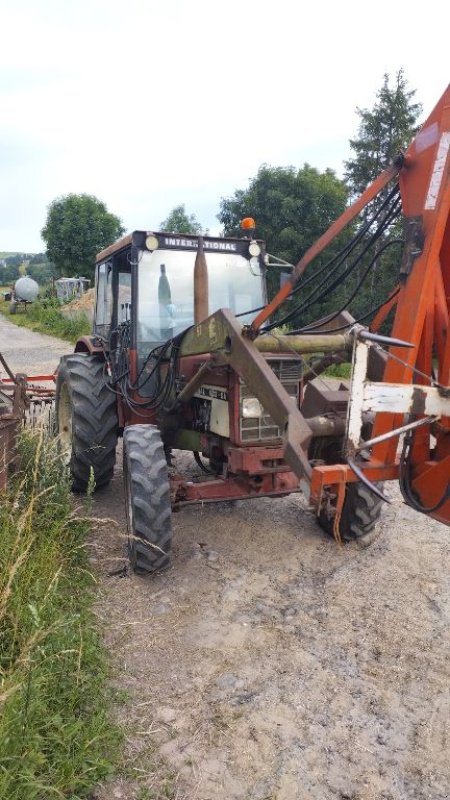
xmin=137 ymin=248 xmax=265 ymax=354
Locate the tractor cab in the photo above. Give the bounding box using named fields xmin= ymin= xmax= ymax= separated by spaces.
xmin=93 ymin=230 xmax=268 ymax=364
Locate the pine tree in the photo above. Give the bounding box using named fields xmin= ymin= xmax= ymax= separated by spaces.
xmin=343 ymin=72 xmax=422 ymax=321
xmin=344 ymin=70 xmax=422 ymax=197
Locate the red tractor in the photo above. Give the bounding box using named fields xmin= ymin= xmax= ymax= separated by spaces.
xmin=56 ymin=86 xmax=450 ymax=574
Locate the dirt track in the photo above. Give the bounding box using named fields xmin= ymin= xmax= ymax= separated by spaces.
xmin=1 ymin=316 xmax=449 ymax=800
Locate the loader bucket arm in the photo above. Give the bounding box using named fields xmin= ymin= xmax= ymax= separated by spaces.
xmin=178 ymin=309 xmax=314 ymax=481
xmin=369 ymin=84 xmax=450 ymax=522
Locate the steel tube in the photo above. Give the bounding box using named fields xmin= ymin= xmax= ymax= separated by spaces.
xmin=254 ymin=333 xmax=352 ymax=354
xmin=306 ymin=415 xmax=346 ymax=437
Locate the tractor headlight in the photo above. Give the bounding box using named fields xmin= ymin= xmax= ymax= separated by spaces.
xmin=248 ymin=241 xmax=261 ymax=257
xmin=242 ymin=397 xmax=263 ymax=418
xmin=145 ymin=234 xmax=159 ymax=251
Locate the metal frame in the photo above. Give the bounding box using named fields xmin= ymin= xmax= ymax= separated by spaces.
xmin=0 ymin=354 xmax=55 ymax=491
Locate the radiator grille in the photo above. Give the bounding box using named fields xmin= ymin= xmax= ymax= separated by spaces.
xmin=240 ymin=359 xmax=302 ymax=442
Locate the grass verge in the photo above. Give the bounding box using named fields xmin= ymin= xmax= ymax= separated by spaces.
xmin=0 ymin=427 xmax=121 ymax=799
xmin=0 ymin=297 xmax=91 ymax=344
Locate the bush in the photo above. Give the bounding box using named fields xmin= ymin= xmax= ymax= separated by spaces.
xmin=1 ymin=296 xmax=91 ymax=343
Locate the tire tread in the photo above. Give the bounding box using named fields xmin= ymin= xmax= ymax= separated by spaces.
xmin=124 ymin=424 xmax=172 ymax=574
xmin=56 ymin=353 xmax=118 ymax=491
xmin=319 ymin=482 xmax=384 ymax=546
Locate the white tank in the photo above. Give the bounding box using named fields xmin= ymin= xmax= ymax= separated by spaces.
xmin=14 ymin=276 xmax=39 ymax=303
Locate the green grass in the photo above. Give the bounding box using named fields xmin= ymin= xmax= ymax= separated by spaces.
xmin=0 ymin=296 xmax=91 ymax=344
xmin=0 ymin=428 xmax=121 ymax=799
xmin=323 ymin=361 xmax=352 ymax=379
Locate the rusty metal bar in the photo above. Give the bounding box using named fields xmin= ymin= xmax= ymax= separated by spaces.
xmin=0 ymin=353 xmax=16 ymax=382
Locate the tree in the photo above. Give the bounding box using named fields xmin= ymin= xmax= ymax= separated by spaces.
xmin=160 ymin=204 xmax=203 ymax=234
xmin=41 ymin=194 xmax=125 ymax=278
xmin=1 ymin=261 xmax=20 ymax=285
xmin=219 ymin=164 xmax=348 ymax=264
xmin=344 ymin=70 xmax=422 ymax=196
xmin=343 ymin=72 xmax=422 ymax=318
xmin=27 ymin=260 xmax=57 ymax=286
xmin=218 ymin=164 xmax=349 ymax=324
xmin=4 ymin=254 xmax=23 ymax=268
xmin=29 ymin=253 xmax=49 ymax=265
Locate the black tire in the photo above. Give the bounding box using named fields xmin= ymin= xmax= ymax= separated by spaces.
xmin=55 ymin=353 xmax=118 ymax=491
xmin=318 ymin=482 xmax=384 ymax=547
xmin=123 ymin=424 xmax=172 ymax=575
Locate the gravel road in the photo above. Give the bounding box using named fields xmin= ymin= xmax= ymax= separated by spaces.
xmin=0 ymin=314 xmax=69 ymax=374
xmin=2 ymin=316 xmax=449 ymax=800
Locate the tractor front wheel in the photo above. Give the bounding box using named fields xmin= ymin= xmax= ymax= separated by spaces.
xmin=55 ymin=353 xmax=118 ymax=491
xmin=123 ymin=425 xmax=172 ymax=575
xmin=318 ymin=482 xmax=384 ymax=547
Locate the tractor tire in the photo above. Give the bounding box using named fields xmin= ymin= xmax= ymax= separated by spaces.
xmin=55 ymin=353 xmax=118 ymax=492
xmin=9 ymin=302 xmax=17 ymax=315
xmin=318 ymin=482 xmax=384 ymax=547
xmin=123 ymin=424 xmax=172 ymax=575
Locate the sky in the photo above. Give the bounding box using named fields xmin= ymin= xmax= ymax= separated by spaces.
xmin=1 ymin=0 xmax=448 ymax=252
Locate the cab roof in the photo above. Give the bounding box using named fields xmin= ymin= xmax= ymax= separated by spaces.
xmin=96 ymin=231 xmax=261 ymax=264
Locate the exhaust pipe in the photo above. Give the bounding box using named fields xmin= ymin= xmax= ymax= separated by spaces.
xmin=194 ymin=236 xmax=209 ymax=324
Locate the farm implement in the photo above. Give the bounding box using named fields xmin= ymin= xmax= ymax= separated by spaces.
xmin=0 ymin=353 xmax=55 ymax=490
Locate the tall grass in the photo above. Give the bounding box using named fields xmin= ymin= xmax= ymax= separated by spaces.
xmin=0 ymin=427 xmax=120 ymax=799
xmin=0 ymin=297 xmax=91 ymax=343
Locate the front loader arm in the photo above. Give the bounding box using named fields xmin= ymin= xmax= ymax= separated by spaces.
xmin=178 ymin=308 xmax=314 ymax=481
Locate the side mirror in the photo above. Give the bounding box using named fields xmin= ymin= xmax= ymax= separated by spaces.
xmin=280 ymin=271 xmax=292 ymax=298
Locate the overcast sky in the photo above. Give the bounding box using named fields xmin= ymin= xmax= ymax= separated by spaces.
xmin=1 ymin=0 xmax=448 ymax=252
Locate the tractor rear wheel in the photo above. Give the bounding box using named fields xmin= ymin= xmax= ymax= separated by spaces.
xmin=123 ymin=424 xmax=172 ymax=575
xmin=55 ymin=353 xmax=118 ymax=491
xmin=318 ymin=482 xmax=384 ymax=547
